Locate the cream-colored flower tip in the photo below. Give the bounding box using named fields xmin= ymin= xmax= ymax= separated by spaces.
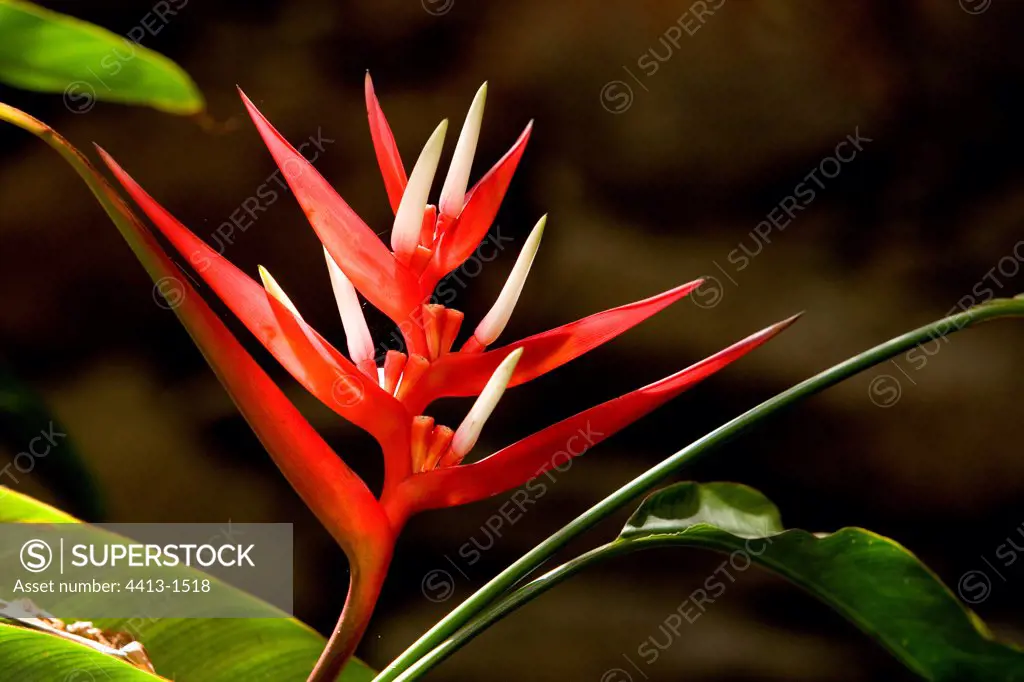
xmin=451 ymin=347 xmax=524 ymax=458
xmin=391 ymin=119 xmax=448 ymax=260
xmin=473 ymin=214 xmax=546 ymax=347
xmin=439 ymin=82 xmax=488 ymax=218
xmin=324 ymin=247 xmax=375 ymax=366
xmin=257 ymin=265 xmax=302 ymax=319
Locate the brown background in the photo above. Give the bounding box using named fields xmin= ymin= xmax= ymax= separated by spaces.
xmin=2 ymin=1 xmax=1024 ymax=680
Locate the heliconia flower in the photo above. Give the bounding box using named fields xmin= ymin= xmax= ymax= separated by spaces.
xmin=0 ymin=79 xmax=797 ymax=682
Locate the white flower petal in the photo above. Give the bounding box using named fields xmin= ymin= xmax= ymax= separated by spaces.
xmin=439 ymin=82 xmax=487 ymax=217
xmin=324 ymin=247 xmax=375 ymax=366
xmin=473 ymin=215 xmax=546 ymax=346
xmin=392 ymin=119 xmax=448 ymax=259
xmin=451 ymin=347 xmax=523 ymax=458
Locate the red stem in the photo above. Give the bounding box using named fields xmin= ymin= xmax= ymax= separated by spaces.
xmin=308 ymin=545 xmax=393 ymax=682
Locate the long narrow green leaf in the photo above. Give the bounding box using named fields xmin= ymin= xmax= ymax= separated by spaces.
xmin=0 ymin=0 xmax=202 ymax=114
xmin=0 ymin=487 xmax=375 ymax=681
xmin=393 ymin=482 xmax=1024 ymax=682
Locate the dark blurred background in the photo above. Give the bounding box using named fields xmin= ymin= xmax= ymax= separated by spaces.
xmin=3 ymin=1 xmax=1024 ymax=679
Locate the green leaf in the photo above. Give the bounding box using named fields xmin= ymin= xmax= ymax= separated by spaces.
xmin=0 ymin=622 xmax=159 ymax=680
xmin=617 ymin=482 xmax=1024 ymax=682
xmin=0 ymin=486 xmax=376 ymax=681
xmin=0 ymin=0 xmax=203 ymax=114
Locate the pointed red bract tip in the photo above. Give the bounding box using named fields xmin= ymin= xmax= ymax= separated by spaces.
xmin=236 ymin=89 xmax=426 ymax=332
xmin=365 ymin=73 xmax=408 ymax=214
xmin=397 ymin=313 xmax=799 ymax=513
xmin=401 ymin=279 xmax=705 ymax=412
xmin=96 ymin=147 xmax=407 ymax=444
xmin=420 ymin=121 xmax=533 ymax=289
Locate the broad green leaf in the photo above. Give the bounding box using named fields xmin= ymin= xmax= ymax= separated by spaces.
xmin=0 ymin=622 xmax=159 ymax=680
xmin=617 ymin=482 xmax=1024 ymax=682
xmin=0 ymin=0 xmax=202 ymax=114
xmin=0 ymin=487 xmax=375 ymax=681
xmin=0 ymin=363 xmax=104 ymax=519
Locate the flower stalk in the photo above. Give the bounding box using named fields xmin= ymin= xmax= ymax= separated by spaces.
xmin=310 ymin=544 xmax=394 ymax=682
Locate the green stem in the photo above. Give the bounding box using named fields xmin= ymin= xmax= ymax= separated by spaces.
xmin=374 ymin=297 xmax=1024 ymax=682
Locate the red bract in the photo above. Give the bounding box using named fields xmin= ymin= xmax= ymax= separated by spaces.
xmin=94 ymin=78 xmax=796 ymax=679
